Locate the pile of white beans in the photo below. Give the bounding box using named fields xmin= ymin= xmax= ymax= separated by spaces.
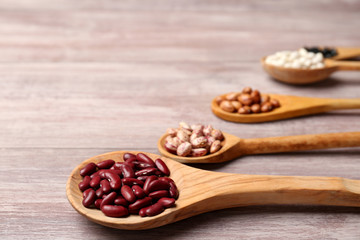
xmin=265 ymin=48 xmax=325 ymax=69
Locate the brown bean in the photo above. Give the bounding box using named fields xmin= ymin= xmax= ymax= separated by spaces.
xmin=148 ymin=190 xmax=169 ymax=199
xmin=145 ymin=203 xmax=164 ymax=216
xmin=132 ymin=185 xmax=145 ymax=199
xmin=96 ymin=159 xmax=115 ymax=169
xmin=251 ymin=104 xmax=261 ymax=113
xmin=147 ymin=180 xmax=170 ymax=193
xmin=158 ymin=197 xmax=176 ymax=208
xmin=238 ymin=94 xmax=253 ymax=106
xmin=82 ymin=189 xmax=96 ymax=208
xmin=101 ymin=205 xmax=129 ymax=218
xmin=225 ymin=92 xmax=239 ymax=101
xmin=238 ymin=106 xmax=252 ymax=114
xmin=261 ymin=94 xmax=270 ymax=103
xmin=219 ymin=100 xmax=235 ymax=112
xmin=155 ymin=158 xmax=170 ymax=176
xmin=270 ymin=99 xmax=280 ymax=108
xmin=136 ymin=153 xmax=156 ymax=167
xmin=128 ymin=197 xmax=152 ymax=211
xmin=261 ymin=102 xmax=273 ymax=112
xmin=215 ymin=96 xmax=224 ymax=105
xmin=242 ymin=87 xmax=252 ymax=94
xmin=121 ymin=185 xmax=136 ymax=203
xmin=89 ymin=175 xmax=101 ymax=189
xmin=100 ymin=191 xmax=117 ymax=209
xmin=231 ymin=101 xmax=242 ymax=110
xmin=250 ymin=90 xmax=261 ymax=103
xmin=80 ymin=162 xmax=97 ymax=177
xmin=78 ymin=175 xmax=91 ymax=191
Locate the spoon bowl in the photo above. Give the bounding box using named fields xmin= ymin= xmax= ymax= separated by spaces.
xmin=67 ymin=151 xmax=360 ymax=230
xmin=261 ymin=47 xmax=360 ymax=84
xmin=211 ymin=93 xmax=360 ymax=123
xmin=158 ymin=132 xmax=360 ymax=163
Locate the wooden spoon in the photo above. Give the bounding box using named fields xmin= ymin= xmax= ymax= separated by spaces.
xmin=211 ymin=93 xmax=360 ymax=123
xmin=261 ymin=47 xmax=360 ymax=84
xmin=158 ymin=132 xmax=360 ymax=163
xmin=66 ymin=151 xmax=360 ymax=230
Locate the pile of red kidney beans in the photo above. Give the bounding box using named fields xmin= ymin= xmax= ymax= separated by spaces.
xmin=78 ymin=152 xmax=178 ymax=217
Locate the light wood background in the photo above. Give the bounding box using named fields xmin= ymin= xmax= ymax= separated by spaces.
xmin=1 ymin=0 xmax=360 ymax=239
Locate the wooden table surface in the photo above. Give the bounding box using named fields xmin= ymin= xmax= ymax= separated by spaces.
xmin=1 ymin=0 xmax=360 ymax=239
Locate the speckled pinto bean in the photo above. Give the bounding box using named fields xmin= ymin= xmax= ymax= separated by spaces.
xmin=96 ymin=159 xmax=115 ymax=169
xmin=79 ymin=152 xmax=178 ymax=218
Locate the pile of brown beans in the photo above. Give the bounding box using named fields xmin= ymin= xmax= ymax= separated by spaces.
xmin=165 ymin=122 xmax=224 ymax=157
xmin=78 ymin=153 xmax=178 ymax=218
xmin=216 ymin=87 xmax=280 ymax=114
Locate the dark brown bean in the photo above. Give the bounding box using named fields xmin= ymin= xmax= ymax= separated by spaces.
xmin=145 ymin=202 xmax=164 ymax=216
xmin=251 ymin=104 xmax=261 ymax=113
xmin=148 ymin=190 xmax=169 ymax=199
xmin=94 ymin=199 xmax=103 ymax=209
xmin=101 ymin=205 xmax=129 ymax=217
xmin=97 ymin=159 xmax=115 ymax=169
xmin=78 ymin=175 xmax=91 ymax=191
xmin=80 ymin=162 xmax=97 ymax=177
xmin=95 ymin=187 xmax=104 ymax=198
xmin=120 ymin=164 xmax=135 ymax=178
xmin=103 ymin=172 xmax=122 ymax=190
xmin=155 ymin=159 xmax=170 ymax=176
xmin=128 ymin=197 xmax=152 ymax=211
xmin=122 ymin=178 xmax=144 ymax=186
xmin=158 ymin=197 xmax=176 ymax=208
xmin=135 ymin=168 xmax=157 ymax=177
xmin=147 ymin=180 xmax=170 ymax=193
xmin=123 ymin=153 xmax=136 ymax=161
xmin=169 ymin=182 xmax=179 ymax=199
xmin=270 ymin=99 xmax=280 ymax=108
xmin=136 ymin=153 xmax=156 ymax=167
xmin=261 ymin=102 xmax=273 ymax=112
xmin=250 ymin=90 xmax=261 ymax=103
xmin=132 ymin=185 xmax=145 ymax=199
xmin=261 ymin=94 xmax=270 ymax=103
xmin=89 ymin=175 xmax=101 ymax=189
xmin=121 ymin=185 xmax=136 ymax=203
xmin=143 ymin=175 xmax=158 ymax=194
xmin=242 ymin=86 xmax=252 ymax=94
xmin=238 ymin=94 xmax=253 ymax=106
xmin=82 ymin=189 xmax=96 ymax=208
xmin=100 ymin=179 xmax=111 ymax=194
xmin=100 ymin=191 xmax=117 ymax=209
xmin=114 ymin=196 xmax=128 ymax=206
xmin=238 ymin=106 xmax=252 ymax=114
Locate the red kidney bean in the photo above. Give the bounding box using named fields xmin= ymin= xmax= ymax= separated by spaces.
xmin=97 ymin=159 xmax=115 ymax=169
xmin=134 ymin=162 xmax=153 ymax=170
xmin=128 ymin=197 xmax=152 ymax=211
xmin=114 ymin=196 xmax=128 ymax=206
xmin=136 ymin=153 xmax=156 ymax=167
xmin=82 ymin=189 xmax=96 ymax=208
xmin=98 ymin=169 xmax=122 ymax=178
xmin=155 ymin=159 xmax=170 ymax=176
xmin=129 ymin=209 xmax=140 ymax=214
xmin=110 ymin=162 xmax=123 ymax=170
xmin=100 ymin=179 xmax=111 ymax=194
xmin=121 ymin=185 xmax=136 ymax=203
xmin=145 ymin=202 xmax=164 ymax=216
xmin=103 ymin=172 xmax=121 ymax=190
xmin=147 ymin=180 xmax=170 ymax=193
xmin=137 ymin=176 xmax=149 ymax=181
xmin=78 ymin=175 xmax=91 ymax=191
xmin=158 ymin=177 xmax=174 ymax=184
xmin=122 ymin=178 xmax=144 ymax=186
xmin=135 ymin=168 xmax=157 ymax=177
xmin=132 ymin=185 xmax=145 ymax=199
xmin=80 ymin=162 xmax=97 ymax=177
xmin=123 ymin=153 xmax=136 ymax=161
xmin=148 ymin=190 xmax=169 ymax=199
xmin=94 ymin=199 xmax=103 ymax=209
xmin=120 ymin=164 xmax=135 ymax=178
xmin=95 ymin=187 xmax=104 ymax=198
xmin=139 ymin=206 xmax=151 ymax=217
xmin=100 ymin=191 xmax=117 ymax=209
xmin=102 ymin=194 xmax=108 ymax=199
xmin=143 ymin=175 xmax=158 ymax=194
xmin=169 ymin=182 xmax=179 ymax=199
xmin=83 ymin=188 xmax=92 ymax=198
xmin=89 ymin=175 xmax=101 ymax=189
xmin=158 ymin=197 xmax=175 ymax=208
xmin=101 ymin=205 xmax=129 ymax=218
xmin=155 ymin=170 xmax=163 ymax=176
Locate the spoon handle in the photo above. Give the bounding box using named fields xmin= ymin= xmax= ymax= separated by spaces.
xmin=210 ymin=173 xmax=360 ymax=208
xmin=325 ymin=98 xmax=360 ymax=110
xmin=240 ymin=132 xmax=360 ymax=155
xmin=327 ymin=60 xmax=360 ymax=71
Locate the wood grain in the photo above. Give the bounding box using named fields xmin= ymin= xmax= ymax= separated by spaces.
xmin=1 ymin=0 xmax=360 ymax=239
